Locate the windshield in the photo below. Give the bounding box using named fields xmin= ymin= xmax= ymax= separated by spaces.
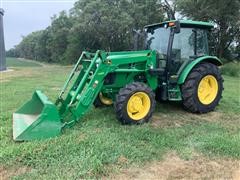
xmin=146 ymin=27 xmax=170 ymax=56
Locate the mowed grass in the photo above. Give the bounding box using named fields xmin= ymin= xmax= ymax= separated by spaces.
xmin=6 ymin=57 xmax=42 ymax=67
xmin=0 ymin=64 xmax=240 ymax=179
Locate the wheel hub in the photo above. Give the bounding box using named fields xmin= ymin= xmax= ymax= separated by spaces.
xmin=127 ymin=92 xmax=151 ymax=121
xmin=198 ymin=75 xmax=218 ymax=105
xmin=128 ymin=96 xmax=143 ymax=112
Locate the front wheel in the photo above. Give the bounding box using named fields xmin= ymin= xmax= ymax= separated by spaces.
xmin=115 ymin=82 xmax=156 ymax=124
xmin=181 ymin=63 xmax=223 ymax=113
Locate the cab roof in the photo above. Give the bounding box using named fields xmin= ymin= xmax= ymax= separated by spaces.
xmin=145 ymin=20 xmax=214 ymax=29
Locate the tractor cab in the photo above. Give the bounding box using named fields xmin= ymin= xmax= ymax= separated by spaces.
xmin=145 ymin=20 xmax=213 ymax=75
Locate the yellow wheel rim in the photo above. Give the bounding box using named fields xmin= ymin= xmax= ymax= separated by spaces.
xmin=99 ymin=92 xmax=113 ymax=105
xmin=127 ymin=92 xmax=151 ymax=121
xmin=198 ymin=75 xmax=218 ymax=105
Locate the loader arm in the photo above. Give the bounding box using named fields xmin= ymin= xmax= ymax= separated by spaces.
xmin=56 ymin=50 xmax=116 ymax=127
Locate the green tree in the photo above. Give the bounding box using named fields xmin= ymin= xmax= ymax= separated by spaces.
xmin=16 ymin=31 xmax=43 ymax=60
xmin=64 ymin=0 xmax=165 ymax=63
xmin=47 ymin=11 xmax=73 ymax=63
xmin=8 ymin=0 xmax=166 ymax=64
xmin=34 ymin=30 xmax=51 ymax=62
xmin=6 ymin=47 xmax=20 ymax=57
xmin=12 ymin=30 xmax=50 ymax=61
xmin=176 ymin=0 xmax=240 ymax=58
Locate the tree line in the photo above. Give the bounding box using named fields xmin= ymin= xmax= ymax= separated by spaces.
xmin=6 ymin=0 xmax=240 ymax=64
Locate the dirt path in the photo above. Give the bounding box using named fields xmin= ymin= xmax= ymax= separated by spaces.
xmin=0 ymin=166 xmax=30 ymax=180
xmin=109 ymin=153 xmax=240 ymax=180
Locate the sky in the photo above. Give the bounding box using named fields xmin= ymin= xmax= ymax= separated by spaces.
xmin=1 ymin=0 xmax=77 ymax=50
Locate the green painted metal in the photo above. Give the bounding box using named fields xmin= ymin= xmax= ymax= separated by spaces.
xmin=13 ymin=90 xmax=62 ymax=141
xmin=13 ymin=50 xmax=157 ymax=141
xmin=178 ymin=20 xmax=214 ymax=28
xmin=168 ymin=88 xmax=182 ymax=101
xmin=177 ymin=56 xmax=222 ymax=84
xmin=145 ymin=20 xmax=214 ymax=29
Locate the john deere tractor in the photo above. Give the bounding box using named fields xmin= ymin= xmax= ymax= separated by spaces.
xmin=13 ymin=20 xmax=223 ymax=141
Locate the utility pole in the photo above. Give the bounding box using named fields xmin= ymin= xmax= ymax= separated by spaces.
xmin=0 ymin=8 xmax=6 ymax=71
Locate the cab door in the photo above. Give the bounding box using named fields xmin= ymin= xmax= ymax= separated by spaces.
xmin=169 ymin=28 xmax=209 ymax=75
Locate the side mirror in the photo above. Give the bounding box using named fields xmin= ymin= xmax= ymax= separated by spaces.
xmin=174 ymin=21 xmax=180 ymax=33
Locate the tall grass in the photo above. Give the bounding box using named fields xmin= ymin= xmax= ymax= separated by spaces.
xmin=221 ymin=62 xmax=240 ymax=77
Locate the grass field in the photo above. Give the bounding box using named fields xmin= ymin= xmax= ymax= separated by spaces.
xmin=6 ymin=57 xmax=42 ymax=67
xmin=0 ymin=61 xmax=240 ymax=179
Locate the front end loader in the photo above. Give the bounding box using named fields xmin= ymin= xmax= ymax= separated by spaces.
xmin=13 ymin=50 xmax=158 ymax=141
xmin=13 ymin=20 xmax=223 ymax=141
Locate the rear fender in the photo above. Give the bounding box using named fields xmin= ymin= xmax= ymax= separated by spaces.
xmin=177 ymin=56 xmax=222 ymax=85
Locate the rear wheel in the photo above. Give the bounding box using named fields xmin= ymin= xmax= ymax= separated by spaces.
xmin=181 ymin=63 xmax=223 ymax=113
xmin=115 ymin=82 xmax=156 ymax=124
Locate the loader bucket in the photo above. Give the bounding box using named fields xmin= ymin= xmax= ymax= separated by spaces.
xmin=13 ymin=90 xmax=62 ymax=141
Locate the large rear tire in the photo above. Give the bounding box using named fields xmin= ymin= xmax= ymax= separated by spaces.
xmin=115 ymin=82 xmax=156 ymax=124
xmin=181 ymin=63 xmax=223 ymax=113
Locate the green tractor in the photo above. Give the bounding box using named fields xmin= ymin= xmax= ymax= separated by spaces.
xmin=13 ymin=20 xmax=223 ymax=141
